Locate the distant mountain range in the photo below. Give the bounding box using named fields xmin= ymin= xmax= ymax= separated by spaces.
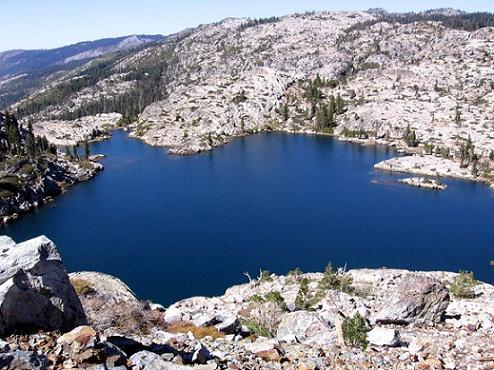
xmin=0 ymin=34 xmax=164 ymax=80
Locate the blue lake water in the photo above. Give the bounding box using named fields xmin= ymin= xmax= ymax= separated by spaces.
xmin=3 ymin=131 xmax=494 ymax=305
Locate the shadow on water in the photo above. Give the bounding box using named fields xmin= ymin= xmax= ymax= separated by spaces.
xmin=3 ymin=131 xmax=494 ymax=305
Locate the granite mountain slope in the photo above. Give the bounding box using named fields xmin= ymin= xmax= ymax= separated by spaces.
xmin=4 ymin=10 xmax=494 ymax=185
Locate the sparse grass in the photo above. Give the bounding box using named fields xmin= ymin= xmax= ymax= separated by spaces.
xmin=265 ymin=291 xmax=287 ymax=310
xmin=241 ymin=319 xmax=272 ymax=338
xmin=70 ymin=277 xmax=96 ymax=296
xmin=18 ymin=163 xmax=34 ymax=176
xmin=450 ymin=271 xmax=478 ymax=299
xmin=166 ymin=321 xmax=225 ymax=339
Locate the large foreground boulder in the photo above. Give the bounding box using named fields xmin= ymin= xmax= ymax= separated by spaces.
xmin=0 ymin=235 xmax=86 ymax=335
xmin=374 ymin=274 xmax=449 ymax=325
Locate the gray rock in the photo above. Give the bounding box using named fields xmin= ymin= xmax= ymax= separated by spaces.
xmin=0 ymin=339 xmax=9 ymax=352
xmin=0 ymin=351 xmax=47 ymax=370
xmin=130 ymin=350 xmax=168 ymax=369
xmin=276 ymin=311 xmax=334 ymax=345
xmin=192 ymin=313 xmax=217 ymax=327
xmin=192 ymin=343 xmax=212 ymax=364
xmin=0 ymin=236 xmax=15 ymax=248
xmin=130 ymin=350 xmax=192 ymax=369
xmin=215 ymin=316 xmax=240 ymax=335
xmin=375 ymin=275 xmax=449 ymax=325
xmin=164 ymin=307 xmax=183 ymax=324
xmin=85 ymin=365 xmax=106 ymax=370
xmin=367 ymin=327 xmax=400 ymax=347
xmin=0 ymin=236 xmax=86 ymax=335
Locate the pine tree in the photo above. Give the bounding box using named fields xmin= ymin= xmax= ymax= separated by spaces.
xmin=5 ymin=113 xmax=21 ymax=155
xmin=336 ymin=93 xmax=345 ymax=114
xmin=83 ymin=141 xmax=90 ymax=160
xmin=25 ymin=121 xmax=36 ymax=157
xmin=316 ymin=104 xmax=328 ymax=128
xmin=328 ymin=95 xmax=336 ymax=122
xmin=282 ymin=103 xmax=289 ymax=121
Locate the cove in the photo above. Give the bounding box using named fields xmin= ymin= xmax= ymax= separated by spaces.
xmin=3 ymin=131 xmax=494 ymax=305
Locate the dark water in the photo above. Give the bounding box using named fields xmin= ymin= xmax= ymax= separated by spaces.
xmin=3 ymin=131 xmax=494 ymax=305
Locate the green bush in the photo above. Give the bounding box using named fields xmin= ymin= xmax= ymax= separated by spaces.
xmin=288 ymin=267 xmax=303 ymax=277
xmin=318 ymin=262 xmax=354 ymax=294
xmin=265 ymin=291 xmax=287 ymax=310
xmin=249 ymin=294 xmax=264 ymax=303
xmin=242 ymin=319 xmax=271 ymax=338
xmin=450 ymin=271 xmax=478 ymax=299
xmin=342 ymin=313 xmax=368 ymax=350
xmin=295 ymin=277 xmax=312 ymax=310
xmin=259 ymin=270 xmax=272 ymax=282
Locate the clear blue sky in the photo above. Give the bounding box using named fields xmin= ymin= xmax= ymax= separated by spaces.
xmin=0 ymin=0 xmax=493 ymax=51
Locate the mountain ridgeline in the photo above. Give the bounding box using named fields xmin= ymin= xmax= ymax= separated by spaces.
xmin=1 ymin=10 xmax=492 ymax=122
xmin=0 ymin=34 xmax=164 ymax=111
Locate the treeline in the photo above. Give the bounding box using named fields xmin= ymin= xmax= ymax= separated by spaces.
xmin=304 ymin=75 xmax=346 ymax=130
xmin=0 ymin=112 xmax=54 ymax=160
xmin=380 ymin=11 xmax=494 ymax=31
xmin=240 ymin=17 xmax=280 ymax=31
xmin=344 ymin=11 xmax=494 ymax=35
xmin=15 ymin=49 xmax=168 ymax=121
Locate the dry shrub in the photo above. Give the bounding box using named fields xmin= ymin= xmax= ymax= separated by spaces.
xmin=81 ymin=296 xmax=167 ymax=335
xmin=166 ymin=321 xmax=225 ymax=339
xmin=245 ymin=301 xmax=283 ymax=338
xmin=70 ymin=277 xmax=95 ymax=296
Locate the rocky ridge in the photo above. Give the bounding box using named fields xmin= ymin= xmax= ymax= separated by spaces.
xmin=1 ymin=236 xmax=493 ymax=369
xmin=10 ymin=10 xmax=494 ymax=188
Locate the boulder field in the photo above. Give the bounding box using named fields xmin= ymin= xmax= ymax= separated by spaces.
xmin=0 ymin=236 xmax=493 ymax=369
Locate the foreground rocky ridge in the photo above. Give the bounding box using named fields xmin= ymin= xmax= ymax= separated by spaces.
xmin=1 ymin=236 xmax=493 ymax=369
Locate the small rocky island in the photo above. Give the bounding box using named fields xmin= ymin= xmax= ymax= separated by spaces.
xmin=398 ymin=177 xmax=447 ymax=190
xmin=1 ymin=235 xmax=492 ymax=370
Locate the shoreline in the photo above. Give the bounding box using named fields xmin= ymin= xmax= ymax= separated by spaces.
xmin=0 ymin=158 xmax=103 ymax=226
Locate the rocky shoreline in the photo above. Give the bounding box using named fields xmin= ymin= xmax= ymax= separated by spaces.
xmin=0 ymin=155 xmax=103 ymax=224
xmin=398 ymin=176 xmax=448 ymax=190
xmin=1 ymin=235 xmax=493 ymax=370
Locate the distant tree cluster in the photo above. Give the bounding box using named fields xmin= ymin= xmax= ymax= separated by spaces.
xmin=304 ymin=75 xmax=346 ymax=130
xmin=379 ymin=11 xmax=494 ymax=31
xmin=403 ymin=124 xmax=418 ymax=147
xmin=344 ymin=11 xmax=494 ymax=35
xmin=460 ymin=135 xmax=477 ymax=169
xmin=0 ymin=112 xmax=55 ymax=160
xmin=15 ymin=52 xmax=167 ymax=122
xmin=239 ymin=17 xmax=280 ymax=31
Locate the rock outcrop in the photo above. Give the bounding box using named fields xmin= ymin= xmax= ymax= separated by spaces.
xmin=0 ymin=154 xmax=103 ymax=224
xmin=0 ymin=236 xmax=86 ymax=335
xmin=374 ymin=274 xmax=450 ymax=325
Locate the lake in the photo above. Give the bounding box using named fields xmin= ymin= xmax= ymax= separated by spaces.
xmin=3 ymin=131 xmax=494 ymax=305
